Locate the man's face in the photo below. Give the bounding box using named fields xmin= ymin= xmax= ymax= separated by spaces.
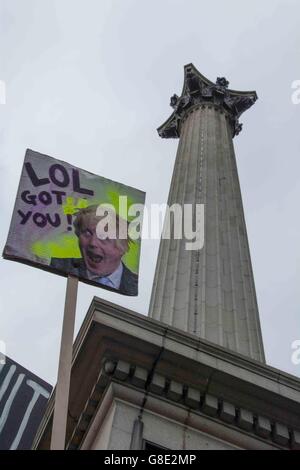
xmin=78 ymin=219 xmax=126 ymax=276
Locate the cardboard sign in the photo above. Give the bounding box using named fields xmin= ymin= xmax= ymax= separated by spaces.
xmin=3 ymin=149 xmax=145 ymax=296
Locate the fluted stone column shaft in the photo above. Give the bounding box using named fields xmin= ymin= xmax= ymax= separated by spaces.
xmin=149 ymin=104 xmax=265 ymax=362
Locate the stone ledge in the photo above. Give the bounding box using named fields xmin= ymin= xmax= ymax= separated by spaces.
xmin=66 ymin=358 xmax=297 ymax=450
xmin=34 ymin=298 xmax=300 ymax=450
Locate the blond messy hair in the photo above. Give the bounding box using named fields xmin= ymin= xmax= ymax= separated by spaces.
xmin=73 ymin=204 xmax=132 ymax=252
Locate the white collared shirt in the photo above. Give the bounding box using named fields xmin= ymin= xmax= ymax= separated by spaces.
xmin=88 ymin=263 xmax=123 ymax=289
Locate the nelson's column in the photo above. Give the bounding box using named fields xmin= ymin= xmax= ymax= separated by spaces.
xmin=34 ymin=65 xmax=300 ymax=451
xmin=149 ymin=64 xmax=265 ymax=362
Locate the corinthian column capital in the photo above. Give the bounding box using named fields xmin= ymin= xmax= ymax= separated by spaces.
xmin=158 ymin=63 xmax=257 ymax=139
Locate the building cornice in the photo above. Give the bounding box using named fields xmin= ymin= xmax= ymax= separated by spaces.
xmin=68 ymin=359 xmax=299 ymax=450
xmin=33 ymin=297 xmax=300 ymax=450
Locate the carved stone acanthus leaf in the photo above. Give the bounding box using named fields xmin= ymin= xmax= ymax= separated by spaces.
xmin=216 ymin=77 xmax=229 ymax=88
xmin=235 ymin=122 xmax=243 ymax=136
xmin=170 ymin=94 xmax=179 ymax=109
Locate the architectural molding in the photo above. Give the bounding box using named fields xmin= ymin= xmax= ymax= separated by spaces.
xmin=66 ymin=358 xmax=299 ymax=450
xmin=32 ymin=297 xmax=300 ymax=450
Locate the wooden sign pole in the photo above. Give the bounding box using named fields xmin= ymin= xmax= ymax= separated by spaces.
xmin=50 ymin=275 xmax=78 ymax=450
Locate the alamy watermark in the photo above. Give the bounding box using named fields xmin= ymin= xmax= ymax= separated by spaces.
xmin=92 ymin=197 xmax=205 ymax=251
xmin=291 ymin=80 xmax=300 ymax=104
xmin=0 ymin=340 xmax=6 ymax=365
xmin=291 ymin=340 xmax=300 ymax=365
xmin=0 ymin=80 xmax=6 ymax=105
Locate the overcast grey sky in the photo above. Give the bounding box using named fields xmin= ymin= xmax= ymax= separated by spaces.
xmin=0 ymin=0 xmax=300 ymax=384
